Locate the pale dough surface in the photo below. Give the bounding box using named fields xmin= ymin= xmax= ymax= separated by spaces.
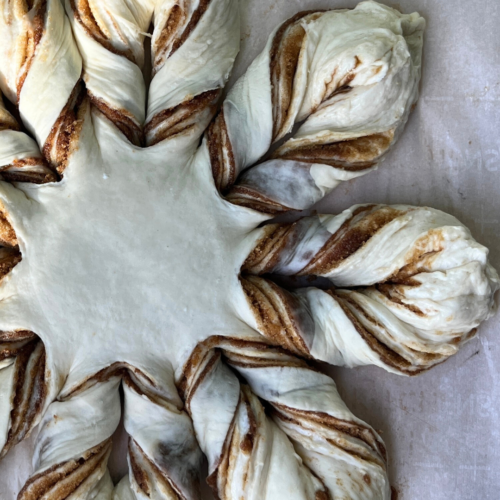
xmin=0 ymin=111 xmax=266 ymax=401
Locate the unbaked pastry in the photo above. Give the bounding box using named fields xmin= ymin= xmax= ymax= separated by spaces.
xmin=0 ymin=1 xmax=497 ymax=500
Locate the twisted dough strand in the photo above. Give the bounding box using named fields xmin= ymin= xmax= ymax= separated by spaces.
xmin=242 ymin=204 xmax=499 ymax=374
xmin=8 ymin=361 xmax=203 ymax=500
xmin=146 ymin=0 xmax=240 ymax=146
xmin=181 ymin=337 xmax=390 ymax=499
xmin=0 ymin=0 xmax=83 ymax=151
xmin=0 ymin=0 xmax=84 ymax=175
xmin=67 ymin=0 xmax=153 ymax=145
xmin=0 ymin=93 xmax=57 ymax=183
xmin=0 ymin=331 xmax=47 ymax=460
xmin=123 ymin=373 xmax=202 ymax=500
xmin=17 ymin=378 xmax=120 ymax=500
xmin=207 ymin=2 xmax=424 ymax=212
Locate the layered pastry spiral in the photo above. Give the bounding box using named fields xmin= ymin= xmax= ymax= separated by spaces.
xmin=0 ymin=1 xmax=496 ymax=500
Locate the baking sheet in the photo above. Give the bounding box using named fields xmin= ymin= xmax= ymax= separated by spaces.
xmin=1 ymin=0 xmax=499 ymax=498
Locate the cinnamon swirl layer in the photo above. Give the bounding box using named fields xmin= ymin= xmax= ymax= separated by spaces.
xmin=0 ymin=93 xmax=56 ymax=182
xmin=0 ymin=332 xmax=47 ymax=459
xmin=18 ymin=440 xmax=112 ymax=500
xmin=152 ymin=0 xmax=213 ymax=75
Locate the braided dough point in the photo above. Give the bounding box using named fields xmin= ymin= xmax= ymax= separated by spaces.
xmin=242 ymin=205 xmax=499 ymax=374
xmin=209 ymin=2 xmax=425 ymax=212
xmin=0 ymin=93 xmax=57 ymax=184
xmin=0 ymin=1 xmax=496 ymax=500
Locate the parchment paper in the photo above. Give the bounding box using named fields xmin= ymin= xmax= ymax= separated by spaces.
xmin=1 ymin=1 xmax=499 ymax=499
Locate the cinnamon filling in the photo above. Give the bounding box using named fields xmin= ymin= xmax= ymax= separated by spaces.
xmin=333 ymin=291 xmax=421 ymax=374
xmin=225 ymin=186 xmax=290 ymax=215
xmin=128 ymin=440 xmax=152 ymax=496
xmin=171 ymin=0 xmax=211 ymax=57
xmin=16 ymin=0 xmax=47 ymax=101
xmin=0 ymin=330 xmax=37 ymax=361
xmin=129 ymin=437 xmax=196 ymax=500
xmin=88 ymin=92 xmax=142 ymax=146
xmin=1 ymin=337 xmax=47 ymax=459
xmin=0 ymin=106 xmax=20 ymax=131
xmin=71 ymin=0 xmax=135 ymax=62
xmin=274 ymin=131 xmax=395 ymax=171
xmin=241 ymin=275 xmax=312 ymax=357
xmin=269 ymin=13 xmax=310 ymax=140
xmin=1 ymin=158 xmax=57 ymax=184
xmin=43 ymin=82 xmax=87 ymax=174
xmin=273 ymin=403 xmax=387 ymax=463
xmin=375 ymin=284 xmax=425 ymax=316
xmin=207 ymin=110 xmax=236 ymax=192
xmin=153 ymin=0 xmax=212 ymax=73
xmin=153 ymin=3 xmax=187 ymax=72
xmin=0 ymin=248 xmax=21 ymax=280
xmin=242 ymin=223 xmax=294 ymax=274
xmin=302 ymin=205 xmax=402 ymax=275
xmin=0 ymin=204 xmax=18 ymax=247
xmin=18 ymin=440 xmax=111 ymax=500
xmin=145 ymin=89 xmax=220 ymax=146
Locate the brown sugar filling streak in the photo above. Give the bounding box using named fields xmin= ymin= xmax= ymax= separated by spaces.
xmin=269 ymin=11 xmax=319 ymax=142
xmin=16 ymin=0 xmax=48 ymax=103
xmin=207 ymin=109 xmax=236 ymax=193
xmin=70 ymin=0 xmax=136 ymax=63
xmin=145 ymin=89 xmax=221 ymax=147
xmin=153 ymin=0 xmax=213 ymax=72
xmin=0 ymin=332 xmax=47 ymax=460
xmin=127 ymin=429 xmax=188 ymax=499
xmin=17 ymin=440 xmax=112 ymax=500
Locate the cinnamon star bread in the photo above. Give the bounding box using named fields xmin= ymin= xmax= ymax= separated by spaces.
xmin=0 ymin=1 xmax=497 ymax=500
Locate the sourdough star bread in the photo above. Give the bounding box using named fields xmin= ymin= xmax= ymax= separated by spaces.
xmin=0 ymin=1 xmax=497 ymax=500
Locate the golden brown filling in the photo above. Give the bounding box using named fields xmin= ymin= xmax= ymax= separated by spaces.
xmin=43 ymin=82 xmax=87 ymax=174
xmin=207 ymin=110 xmax=236 ymax=192
xmin=225 ymin=186 xmax=290 ymax=215
xmin=145 ymin=89 xmax=220 ymax=146
xmin=18 ymin=440 xmax=111 ymax=500
xmin=274 ymin=131 xmax=395 ymax=171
